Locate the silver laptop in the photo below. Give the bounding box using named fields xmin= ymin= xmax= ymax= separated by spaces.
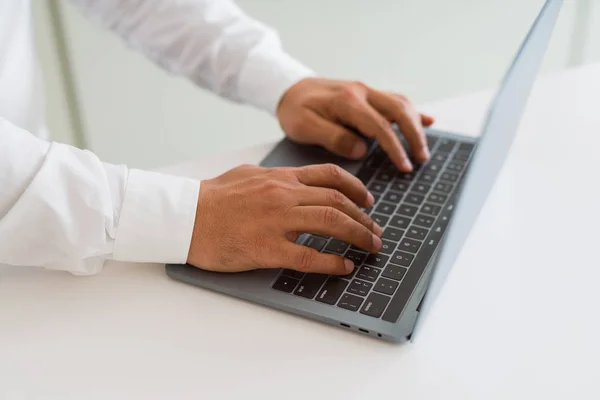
xmin=166 ymin=0 xmax=562 ymax=342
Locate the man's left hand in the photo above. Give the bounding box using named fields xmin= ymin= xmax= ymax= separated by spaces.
xmin=277 ymin=78 xmax=435 ymax=172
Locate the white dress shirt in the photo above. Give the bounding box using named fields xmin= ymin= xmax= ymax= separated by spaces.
xmin=0 ymin=0 xmax=313 ymax=275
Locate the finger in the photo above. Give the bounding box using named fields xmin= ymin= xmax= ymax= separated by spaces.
xmin=331 ymin=94 xmax=412 ymax=172
xmin=301 ymin=111 xmax=369 ymax=159
xmin=369 ymin=90 xmax=430 ymax=162
xmin=278 ymin=242 xmax=354 ymax=275
xmin=286 ymin=206 xmax=382 ymax=253
xmin=296 ymin=187 xmax=382 ymax=236
xmin=293 ymin=163 xmax=374 ymax=208
xmin=421 ymin=113 xmax=435 ymax=126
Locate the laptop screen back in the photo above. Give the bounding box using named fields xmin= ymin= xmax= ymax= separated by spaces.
xmin=411 ymin=0 xmax=563 ymax=339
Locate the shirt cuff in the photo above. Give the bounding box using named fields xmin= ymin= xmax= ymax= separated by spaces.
xmin=238 ymin=43 xmax=315 ymax=116
xmin=113 ymin=169 xmax=199 ymax=264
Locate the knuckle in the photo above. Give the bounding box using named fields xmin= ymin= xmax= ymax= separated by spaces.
xmin=352 ymin=80 xmax=368 ymax=91
xmin=338 ymin=85 xmax=360 ymax=102
xmin=326 ymin=189 xmax=345 ymax=206
xmin=322 ymin=206 xmax=339 ymax=225
xmin=395 ymin=93 xmax=409 ymax=104
xmin=323 ymin=163 xmax=343 ymax=179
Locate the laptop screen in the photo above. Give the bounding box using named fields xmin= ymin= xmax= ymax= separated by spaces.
xmin=411 ymin=0 xmax=563 ymax=339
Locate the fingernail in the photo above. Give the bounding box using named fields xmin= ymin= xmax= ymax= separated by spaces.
xmin=402 ymin=159 xmax=413 ymax=172
xmin=373 ymin=223 xmax=383 ymax=237
xmin=344 ymin=259 xmax=355 ymax=272
xmin=366 ymin=192 xmax=375 ymax=206
xmin=372 ymin=234 xmax=382 ymax=250
xmin=421 ymin=148 xmax=431 ymax=160
xmin=350 ymin=141 xmax=368 ymax=159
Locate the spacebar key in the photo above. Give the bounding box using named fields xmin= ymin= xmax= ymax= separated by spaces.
xmin=381 ymin=196 xmax=456 ymax=323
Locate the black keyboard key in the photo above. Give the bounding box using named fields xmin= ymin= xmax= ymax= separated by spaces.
xmin=432 ymin=153 xmax=448 ymax=163
xmin=414 ymin=214 xmax=435 ymax=228
xmin=348 ymin=279 xmax=373 ymax=296
xmin=325 ymin=239 xmax=350 ymax=254
xmin=382 ymin=264 xmax=408 ymax=281
xmin=368 ymin=181 xmax=387 ymax=194
xmin=345 ymin=250 xmax=367 ymax=266
xmin=390 ymin=180 xmax=410 ymax=192
xmin=337 ymin=293 xmax=364 ymax=312
xmin=421 ymin=203 xmax=442 ymax=216
xmin=458 ymin=142 xmax=475 ymax=152
xmin=360 ymin=292 xmax=391 ymax=318
xmin=357 ymin=266 xmax=381 ymax=282
xmin=357 ymin=168 xmax=376 ymax=184
xmin=382 ymin=227 xmax=404 ymax=242
xmin=341 ymin=265 xmax=358 ymax=280
xmin=382 ymin=195 xmax=456 ymax=323
xmin=446 ymin=162 xmax=464 ymax=172
xmin=398 ymin=172 xmax=415 ymax=181
xmin=304 ymin=236 xmax=327 ymax=252
xmin=405 ymin=193 xmax=425 ymax=205
xmin=294 ymin=273 xmax=327 ymax=298
xmin=396 ymin=204 xmax=418 ymax=217
xmin=364 ymin=253 xmax=389 ymax=268
xmin=316 ymin=278 xmax=348 ymax=305
xmin=453 ymin=152 xmax=470 ymax=162
xmin=437 ymin=138 xmax=457 ymax=153
xmin=389 ymin=215 xmax=411 ymax=230
xmin=434 ymin=182 xmax=454 ymax=194
xmin=364 ymin=150 xmax=385 ymax=169
xmin=371 ymin=213 xmax=390 ymax=228
xmin=406 ymin=226 xmax=428 ymax=241
xmin=379 ymin=240 xmax=396 ymax=255
xmin=424 ymin=162 xmax=444 ymax=174
xmin=427 ymin=193 xmax=447 ymax=204
xmin=390 ymin=251 xmax=414 ymax=267
xmin=273 ymin=275 xmax=300 ymax=293
xmin=383 ymin=191 xmax=403 ymax=203
xmin=427 ymin=135 xmax=438 ymax=149
xmin=375 ymin=202 xmax=396 ymax=215
xmin=399 ymin=238 xmax=421 ymax=254
xmin=412 ymin=183 xmax=431 ymax=195
xmin=282 ymin=269 xmax=305 ymax=279
xmin=375 ymin=171 xmax=394 ymax=182
xmin=418 ymin=172 xmax=437 ymax=183
xmin=374 ymin=278 xmax=399 ymax=295
xmin=440 ymin=172 xmax=459 ymax=183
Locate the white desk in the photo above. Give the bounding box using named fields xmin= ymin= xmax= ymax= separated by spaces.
xmin=2 ymin=63 xmax=600 ymax=400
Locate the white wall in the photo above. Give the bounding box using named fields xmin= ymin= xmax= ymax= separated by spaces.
xmin=38 ymin=0 xmax=600 ymax=169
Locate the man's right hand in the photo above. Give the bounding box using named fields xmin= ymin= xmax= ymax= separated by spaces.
xmin=187 ymin=164 xmax=382 ymax=275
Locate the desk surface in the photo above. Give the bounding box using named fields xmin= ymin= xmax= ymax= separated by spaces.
xmin=2 ymin=64 xmax=600 ymax=400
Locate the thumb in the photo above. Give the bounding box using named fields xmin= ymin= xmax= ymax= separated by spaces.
xmin=308 ymin=113 xmax=368 ymax=159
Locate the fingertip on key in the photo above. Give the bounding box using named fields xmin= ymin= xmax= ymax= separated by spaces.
xmin=372 ymin=234 xmax=382 ymax=251
xmin=344 ymin=259 xmax=355 ymax=273
xmin=373 ymin=223 xmax=383 ymax=237
xmin=366 ymin=191 xmax=375 ymax=207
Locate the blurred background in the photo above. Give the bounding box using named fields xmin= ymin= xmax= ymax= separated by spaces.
xmin=33 ymin=0 xmax=599 ymax=170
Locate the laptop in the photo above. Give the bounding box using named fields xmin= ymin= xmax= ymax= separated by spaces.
xmin=166 ymin=0 xmax=562 ymax=342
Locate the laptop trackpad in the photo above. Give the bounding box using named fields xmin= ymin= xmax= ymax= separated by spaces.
xmin=259 ymin=138 xmax=364 ymax=176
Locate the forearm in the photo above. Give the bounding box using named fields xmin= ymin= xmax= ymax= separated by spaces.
xmin=72 ymin=0 xmax=314 ymax=114
xmin=0 ymin=118 xmax=198 ymax=275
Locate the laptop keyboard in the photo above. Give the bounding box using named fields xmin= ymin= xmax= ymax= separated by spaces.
xmin=271 ymin=135 xmax=475 ymax=322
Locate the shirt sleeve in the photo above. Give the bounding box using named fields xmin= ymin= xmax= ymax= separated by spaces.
xmin=0 ymin=118 xmax=199 ymax=275
xmin=72 ymin=0 xmax=315 ymax=115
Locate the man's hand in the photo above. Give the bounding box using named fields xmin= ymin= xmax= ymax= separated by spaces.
xmin=187 ymin=164 xmax=382 ymax=275
xmin=277 ymin=78 xmax=435 ymax=172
